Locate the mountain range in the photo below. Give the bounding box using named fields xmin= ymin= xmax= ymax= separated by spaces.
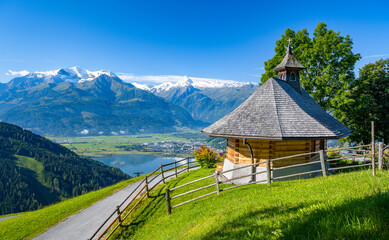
xmin=147 ymin=76 xmax=258 ymax=123
xmin=0 ymin=67 xmax=257 ymax=136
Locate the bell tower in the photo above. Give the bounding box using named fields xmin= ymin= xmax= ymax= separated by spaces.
xmin=274 ymin=38 xmax=306 ymax=93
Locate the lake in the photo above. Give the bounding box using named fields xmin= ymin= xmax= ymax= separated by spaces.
xmin=95 ymin=154 xmax=185 ymax=177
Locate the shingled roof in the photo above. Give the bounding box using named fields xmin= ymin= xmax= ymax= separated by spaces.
xmin=274 ymin=44 xmax=306 ymax=71
xmin=202 ymin=77 xmax=352 ymax=140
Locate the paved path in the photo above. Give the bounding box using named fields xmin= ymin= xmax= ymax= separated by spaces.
xmin=34 ymin=168 xmax=187 ymax=240
xmin=0 ymin=215 xmax=21 ymax=222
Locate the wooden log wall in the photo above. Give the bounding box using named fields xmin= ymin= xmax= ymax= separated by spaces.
xmin=226 ymin=138 xmax=325 ymax=167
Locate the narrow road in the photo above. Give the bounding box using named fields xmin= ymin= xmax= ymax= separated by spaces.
xmin=34 ymin=168 xmax=189 ymax=240
xmin=0 ymin=215 xmax=20 ymax=222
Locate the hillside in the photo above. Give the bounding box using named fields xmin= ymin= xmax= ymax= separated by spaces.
xmin=0 ymin=68 xmax=203 ymax=136
xmin=151 ymin=77 xmax=259 ymax=123
xmin=0 ymin=122 xmax=129 ymax=215
xmin=111 ymin=169 xmax=389 ymax=240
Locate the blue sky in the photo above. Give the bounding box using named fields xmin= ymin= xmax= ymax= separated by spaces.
xmin=0 ymin=0 xmax=388 ymax=83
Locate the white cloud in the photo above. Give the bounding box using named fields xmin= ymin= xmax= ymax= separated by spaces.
xmin=120 ymin=130 xmax=125 ymax=134
xmin=111 ymin=131 xmax=118 ymax=135
xmin=364 ymin=54 xmax=389 ymax=59
xmin=6 ymin=70 xmax=29 ymax=77
xmin=80 ymin=129 xmax=89 ymax=135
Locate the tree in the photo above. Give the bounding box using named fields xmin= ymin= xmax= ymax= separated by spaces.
xmin=261 ymin=22 xmax=361 ymax=112
xmin=334 ymin=59 xmax=389 ymax=144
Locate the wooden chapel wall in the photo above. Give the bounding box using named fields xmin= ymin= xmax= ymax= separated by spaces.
xmin=226 ymin=138 xmax=325 ymax=167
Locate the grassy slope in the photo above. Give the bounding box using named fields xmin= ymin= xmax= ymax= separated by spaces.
xmin=114 ymin=169 xmax=389 ymax=240
xmin=0 ymin=175 xmax=143 ymax=240
xmin=14 ymin=155 xmax=58 ymax=204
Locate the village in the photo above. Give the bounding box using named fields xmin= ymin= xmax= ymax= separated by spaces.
xmin=53 ymin=135 xmax=225 ymax=157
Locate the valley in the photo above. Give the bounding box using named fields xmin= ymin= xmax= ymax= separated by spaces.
xmin=50 ymin=132 xmax=226 ymax=158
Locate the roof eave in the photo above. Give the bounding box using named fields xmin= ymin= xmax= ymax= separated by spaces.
xmin=273 ymin=66 xmax=307 ymax=71
xmin=202 ymin=130 xmax=353 ymax=140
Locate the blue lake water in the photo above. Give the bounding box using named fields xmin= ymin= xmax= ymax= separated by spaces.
xmin=95 ymin=154 xmax=183 ymax=177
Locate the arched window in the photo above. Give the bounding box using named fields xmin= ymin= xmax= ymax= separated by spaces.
xmin=290 ymin=72 xmax=296 ymax=81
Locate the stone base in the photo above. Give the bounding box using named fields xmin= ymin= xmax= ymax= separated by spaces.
xmin=221 ymin=159 xmax=328 ymax=184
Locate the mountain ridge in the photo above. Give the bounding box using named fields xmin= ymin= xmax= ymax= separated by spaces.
xmin=0 ymin=69 xmax=203 ymax=136
xmin=149 ymin=77 xmax=259 ymax=122
xmin=0 ymin=66 xmax=256 ymax=136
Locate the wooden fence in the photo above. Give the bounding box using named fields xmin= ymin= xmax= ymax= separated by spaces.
xmin=165 ymin=143 xmax=387 ymax=215
xmin=89 ymin=141 xmax=389 ymax=238
xmin=88 ymin=157 xmax=198 ymax=240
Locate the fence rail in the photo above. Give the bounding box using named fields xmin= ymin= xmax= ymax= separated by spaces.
xmin=89 ymin=157 xmax=197 ymax=240
xmin=89 ymin=140 xmax=388 ymax=238
xmin=165 ymin=143 xmax=382 ymax=215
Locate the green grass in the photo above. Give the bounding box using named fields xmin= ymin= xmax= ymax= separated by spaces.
xmin=112 ymin=169 xmax=389 ymax=240
xmin=0 ymin=175 xmax=144 ymax=240
xmin=14 ymin=155 xmax=59 ymax=204
xmin=14 ymin=155 xmax=44 ymax=178
xmin=14 ymin=155 xmax=46 ymax=187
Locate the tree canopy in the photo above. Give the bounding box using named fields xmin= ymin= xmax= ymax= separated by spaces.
xmin=334 ymin=58 xmax=389 ymax=144
xmin=261 ymin=22 xmax=361 ymax=112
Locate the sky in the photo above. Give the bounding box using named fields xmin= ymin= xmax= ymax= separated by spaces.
xmin=0 ymin=0 xmax=388 ymax=84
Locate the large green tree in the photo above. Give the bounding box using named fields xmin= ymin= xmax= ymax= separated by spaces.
xmin=334 ymin=59 xmax=389 ymax=144
xmin=261 ymin=22 xmax=361 ymax=111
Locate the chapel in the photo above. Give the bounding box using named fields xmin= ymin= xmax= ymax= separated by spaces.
xmin=202 ymin=40 xmax=352 ymax=183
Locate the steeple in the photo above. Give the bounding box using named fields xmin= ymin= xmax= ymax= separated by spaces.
xmin=274 ymin=38 xmax=306 ymax=93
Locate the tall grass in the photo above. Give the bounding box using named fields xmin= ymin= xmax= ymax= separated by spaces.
xmin=112 ymin=170 xmax=389 ymax=240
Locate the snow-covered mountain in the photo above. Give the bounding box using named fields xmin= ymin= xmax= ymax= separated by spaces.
xmin=0 ymin=67 xmax=202 ymax=136
xmin=147 ymin=76 xmax=252 ymax=93
xmin=132 ymin=82 xmax=151 ymax=91
xmin=3 ymin=66 xmax=258 ymax=125
xmin=6 ymin=66 xmax=121 ymax=90
xmin=147 ymin=76 xmax=259 ymax=123
xmin=32 ymin=66 xmax=117 ymax=83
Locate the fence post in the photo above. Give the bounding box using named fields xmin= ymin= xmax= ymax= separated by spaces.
xmin=165 ymin=188 xmax=171 ymax=215
xmin=174 ymin=161 xmax=178 ymax=178
xmin=266 ymin=160 xmax=271 ymax=185
xmin=319 ymin=150 xmax=327 ymax=177
xmin=378 ymin=142 xmax=383 ymax=170
xmin=160 ymin=165 xmax=165 ymax=184
xmin=214 ymin=172 xmax=220 ymax=196
xmin=187 ymin=157 xmax=190 ymax=172
xmin=372 ymin=121 xmax=376 ymax=176
xmin=116 ymin=205 xmax=122 ymax=224
xmin=145 ymin=176 xmax=149 ymax=198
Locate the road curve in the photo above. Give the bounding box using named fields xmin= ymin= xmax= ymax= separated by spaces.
xmin=34 ymin=168 xmax=189 ymax=240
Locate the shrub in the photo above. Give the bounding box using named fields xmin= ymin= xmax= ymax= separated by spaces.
xmin=326 ymin=147 xmax=341 ymax=158
xmin=192 ymin=145 xmax=225 ymax=168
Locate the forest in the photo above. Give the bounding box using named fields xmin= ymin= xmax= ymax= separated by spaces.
xmin=0 ymin=122 xmax=128 ymax=215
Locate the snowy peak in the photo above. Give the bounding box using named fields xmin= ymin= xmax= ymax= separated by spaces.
xmin=132 ymin=83 xmax=151 ymax=91
xmin=152 ymin=82 xmax=176 ymax=93
xmin=189 ymin=77 xmax=251 ymax=89
xmin=150 ymin=76 xmax=252 ymax=93
xmin=28 ymin=66 xmax=117 ymax=83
